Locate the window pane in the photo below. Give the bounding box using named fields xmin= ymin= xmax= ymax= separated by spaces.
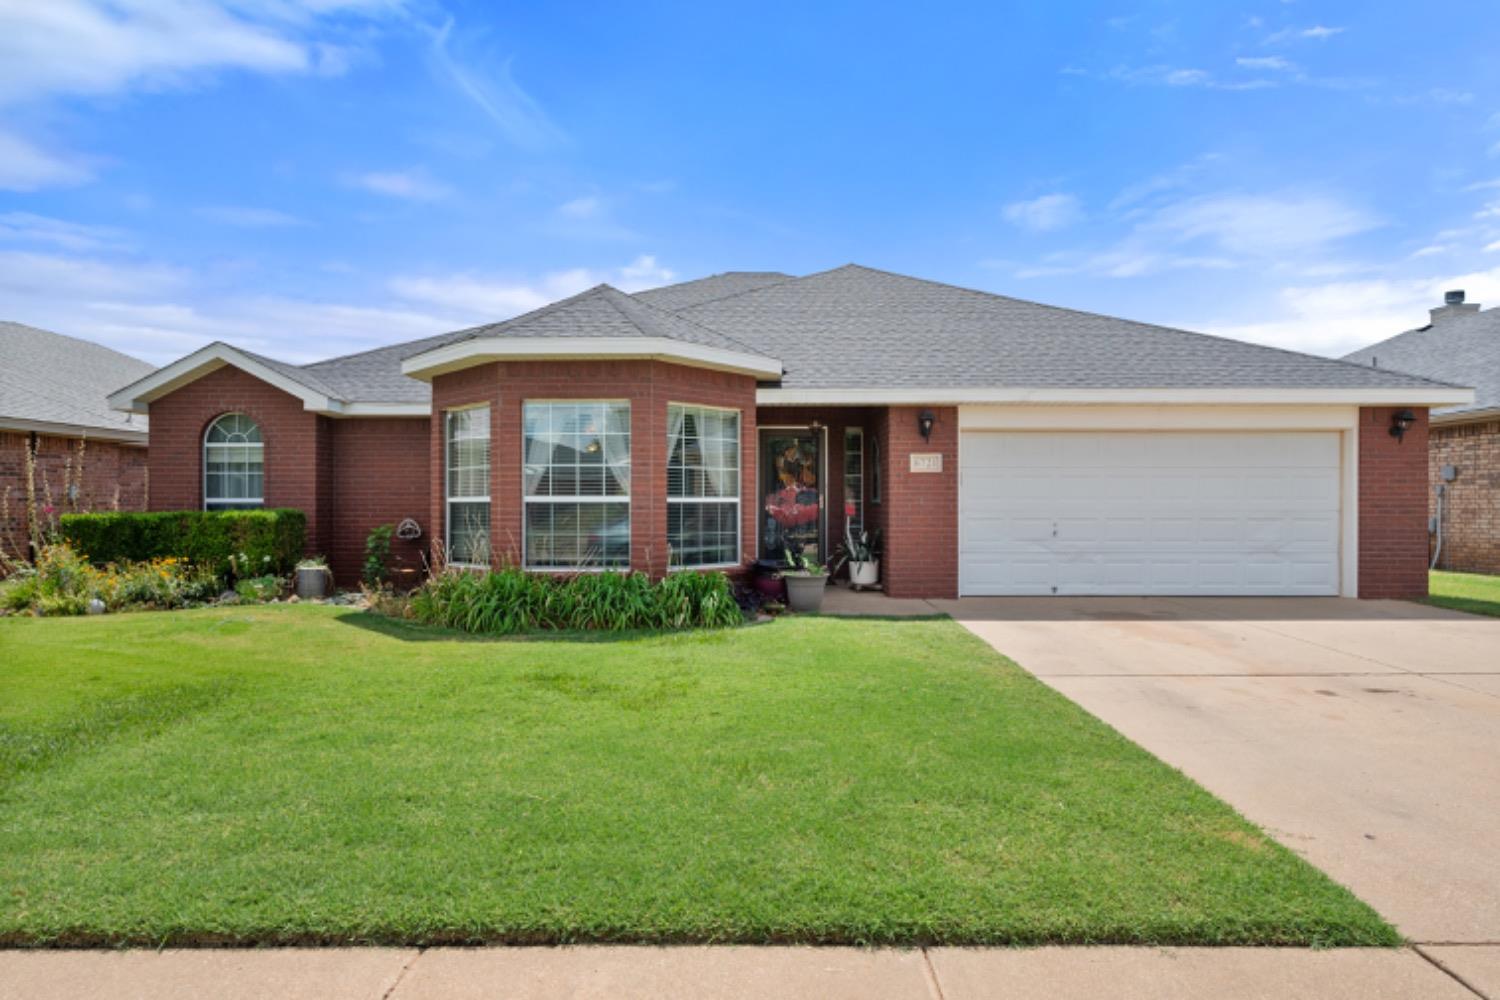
xmin=669 ymin=501 xmax=739 ymax=567
xmin=525 ymin=500 xmax=629 ymax=569
xmin=666 ymin=404 xmax=741 ymax=567
xmin=448 ymin=501 xmax=491 ymax=565
xmin=446 ymin=407 xmax=490 ymax=501
xmin=204 ymin=414 xmax=264 ymax=509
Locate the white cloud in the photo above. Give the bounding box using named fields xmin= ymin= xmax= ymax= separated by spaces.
xmin=558 ymin=196 xmax=601 ymax=219
xmin=390 ymin=255 xmax=677 ymax=320
xmin=196 ymin=205 xmax=306 ymax=227
xmin=424 ymin=18 xmax=565 ymax=151
xmin=1486 ymin=240 xmax=1500 ymax=253
xmin=1201 ymin=266 xmax=1500 ymax=356
xmin=0 ymin=129 xmax=93 ymax=191
xmin=344 ymin=169 xmax=451 ymax=201
xmin=1236 ymin=56 xmax=1292 ymax=71
xmin=1301 ymin=25 xmax=1346 ymax=40
xmin=1143 ymin=192 xmax=1379 ymax=257
xmin=1003 ymin=193 xmax=1083 ymax=232
xmin=1266 ymin=25 xmax=1347 ymax=44
xmin=0 ymin=212 xmax=126 ymax=251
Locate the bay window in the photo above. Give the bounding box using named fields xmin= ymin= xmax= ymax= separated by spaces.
xmin=523 ymin=401 xmax=631 ymax=569
xmin=445 ymin=406 xmax=491 ymax=565
xmin=667 ymin=403 xmax=740 ymax=567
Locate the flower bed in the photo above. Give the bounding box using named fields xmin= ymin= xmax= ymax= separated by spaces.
xmin=0 ymin=544 xmax=222 ymax=616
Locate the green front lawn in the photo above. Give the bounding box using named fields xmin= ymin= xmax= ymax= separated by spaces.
xmin=1430 ymin=570 xmax=1500 ymax=617
xmin=0 ymin=607 xmax=1394 ymax=947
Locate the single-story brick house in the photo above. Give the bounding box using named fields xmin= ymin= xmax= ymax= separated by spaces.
xmin=110 ymin=265 xmax=1470 ymax=598
xmin=1344 ymin=290 xmax=1500 ymax=575
xmin=2 ymin=322 xmax=151 ymax=565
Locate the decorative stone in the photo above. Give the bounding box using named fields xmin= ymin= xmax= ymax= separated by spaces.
xmin=87 ymin=598 xmax=106 ymax=615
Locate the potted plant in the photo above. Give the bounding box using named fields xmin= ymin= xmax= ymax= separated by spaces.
xmin=782 ymin=548 xmax=829 ymax=613
xmin=295 ymin=556 xmax=331 ymax=599
xmin=832 ymin=524 xmax=881 ymax=589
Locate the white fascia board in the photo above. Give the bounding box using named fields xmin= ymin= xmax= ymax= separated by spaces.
xmin=107 ymin=343 xmax=339 ymax=415
xmin=401 ymin=336 xmax=784 ymax=381
xmin=756 ymin=386 xmax=1477 ymax=407
xmin=1431 ymin=405 xmax=1500 ymax=426
xmin=337 ymin=401 xmax=432 ymax=417
xmin=0 ymin=416 xmax=149 ymax=445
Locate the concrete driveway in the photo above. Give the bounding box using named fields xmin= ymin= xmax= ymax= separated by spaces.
xmin=931 ymin=597 xmax=1500 ymax=959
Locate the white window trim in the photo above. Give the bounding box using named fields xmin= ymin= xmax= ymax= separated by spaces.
xmin=202 ymin=412 xmax=264 ymax=510
xmin=522 ymin=400 xmax=633 ymax=572
xmin=445 ymin=405 xmax=491 ymax=569
xmin=844 ymin=426 xmax=864 ymax=533
xmin=667 ymin=402 xmax=743 ymax=570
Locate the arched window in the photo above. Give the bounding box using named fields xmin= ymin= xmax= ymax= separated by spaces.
xmin=204 ymin=413 xmax=264 ymax=510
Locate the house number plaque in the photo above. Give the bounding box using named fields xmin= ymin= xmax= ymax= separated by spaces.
xmin=909 ymin=453 xmax=943 ymax=473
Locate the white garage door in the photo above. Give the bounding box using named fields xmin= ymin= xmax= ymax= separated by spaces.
xmin=959 ymin=431 xmax=1341 ymax=596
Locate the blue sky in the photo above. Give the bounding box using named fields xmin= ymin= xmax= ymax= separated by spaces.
xmin=2 ymin=0 xmax=1499 ymax=366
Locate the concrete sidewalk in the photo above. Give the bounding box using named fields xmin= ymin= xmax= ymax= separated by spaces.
xmin=2 ymin=945 xmax=1494 ymax=1000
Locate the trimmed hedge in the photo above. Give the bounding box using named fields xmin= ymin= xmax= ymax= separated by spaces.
xmin=59 ymin=509 xmax=306 ymax=576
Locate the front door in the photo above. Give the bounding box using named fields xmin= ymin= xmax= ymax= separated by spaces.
xmin=760 ymin=429 xmax=822 ymax=563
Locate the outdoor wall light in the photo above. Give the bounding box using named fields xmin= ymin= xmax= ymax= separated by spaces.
xmin=917 ymin=410 xmax=936 ymax=442
xmin=1389 ymin=409 xmax=1416 ymax=442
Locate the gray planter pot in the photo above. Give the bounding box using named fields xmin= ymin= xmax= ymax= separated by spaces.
xmin=295 ymin=567 xmax=329 ymax=599
xmin=784 ymin=573 xmax=829 ymax=613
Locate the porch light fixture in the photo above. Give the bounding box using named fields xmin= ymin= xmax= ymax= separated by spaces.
xmin=917 ymin=410 xmax=936 ymax=442
xmin=1389 ymin=409 xmax=1416 ymax=442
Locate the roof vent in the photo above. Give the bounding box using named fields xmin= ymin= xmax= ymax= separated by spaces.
xmin=1429 ymin=289 xmax=1480 ymax=325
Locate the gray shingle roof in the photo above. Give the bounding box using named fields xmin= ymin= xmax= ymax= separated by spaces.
xmin=672 ymin=265 xmax=1460 ymax=392
xmin=1342 ymin=309 xmax=1499 ymax=417
xmin=416 ymin=283 xmax=776 ymax=359
xmin=633 ymin=271 xmax=793 ymax=311
xmin=1 ymin=322 xmax=152 ymax=438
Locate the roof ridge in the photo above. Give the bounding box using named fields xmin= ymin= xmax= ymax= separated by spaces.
xmin=615 ymin=287 xmax=780 ymax=361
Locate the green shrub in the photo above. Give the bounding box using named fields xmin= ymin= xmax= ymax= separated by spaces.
xmin=234 ymin=574 xmax=284 ymax=603
xmin=363 ymin=523 xmax=393 ymax=587
xmin=0 ymin=544 xmax=221 ymax=616
xmin=58 ymin=509 xmax=306 ymax=577
xmin=406 ymin=568 xmax=743 ymax=635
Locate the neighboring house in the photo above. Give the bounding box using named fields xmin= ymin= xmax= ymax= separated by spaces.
xmin=1344 ymin=291 xmax=1500 ymax=575
xmin=109 ymin=265 xmax=1469 ymax=598
xmin=1 ymin=322 xmax=152 ymax=563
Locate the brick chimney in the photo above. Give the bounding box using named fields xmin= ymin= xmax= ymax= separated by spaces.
xmin=1429 ymin=289 xmax=1480 ymax=325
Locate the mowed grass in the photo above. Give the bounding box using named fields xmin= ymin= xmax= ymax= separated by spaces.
xmin=0 ymin=606 xmax=1396 ymax=947
xmin=1429 ymin=570 xmax=1500 ymax=618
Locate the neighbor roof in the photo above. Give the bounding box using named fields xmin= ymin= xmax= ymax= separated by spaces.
xmin=1343 ymin=308 xmax=1500 ymax=419
xmin=673 ymin=265 xmax=1464 ymax=395
xmin=1 ymin=322 xmax=151 ymax=441
xmin=110 ymin=265 xmax=1471 ymax=416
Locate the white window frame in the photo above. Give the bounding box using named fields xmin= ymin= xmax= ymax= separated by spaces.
xmin=844 ymin=427 xmax=864 ymax=535
xmin=445 ymin=404 xmax=491 ymax=568
xmin=667 ymin=401 xmax=742 ymax=571
xmin=522 ymin=400 xmax=632 ymax=572
xmin=203 ymin=412 xmax=264 ymax=511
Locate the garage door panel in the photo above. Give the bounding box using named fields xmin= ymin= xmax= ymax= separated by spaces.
xmin=960 ymin=431 xmax=1341 ymax=596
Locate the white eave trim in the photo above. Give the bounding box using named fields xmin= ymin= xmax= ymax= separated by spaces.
xmin=1432 ymin=405 xmax=1500 ymax=425
xmin=400 ymin=336 xmax=784 ymax=381
xmin=755 ymin=386 xmax=1477 ymax=407
xmin=109 ymin=343 xmax=339 ymax=416
xmin=0 ymin=416 xmax=148 ymax=445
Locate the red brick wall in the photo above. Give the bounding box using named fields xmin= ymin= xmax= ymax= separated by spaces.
xmin=329 ymin=418 xmax=430 ymax=585
xmin=879 ymin=405 xmax=958 ymax=599
xmin=1359 ymin=406 xmax=1430 ymax=599
xmin=0 ymin=430 xmax=148 ymax=564
xmin=430 ymin=360 xmax=757 ymax=577
xmin=1428 ymin=419 xmax=1500 ymax=575
xmin=146 ymin=366 xmax=333 ymax=555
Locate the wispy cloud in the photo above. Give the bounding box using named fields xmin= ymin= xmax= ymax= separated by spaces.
xmin=424 ymin=18 xmax=566 ymax=151
xmin=344 ymin=168 xmax=452 ymax=201
xmin=1003 ymin=193 xmax=1083 ymax=232
xmin=390 ymin=255 xmax=675 ymax=320
xmin=557 ymin=196 xmax=602 ymax=220
xmin=0 ymin=129 xmax=93 ymax=191
xmin=196 ymin=205 xmax=307 ymax=228
xmin=1236 ymin=56 xmax=1293 ymax=71
xmin=0 ymin=212 xmax=127 ymax=252
xmin=1265 ymin=24 xmax=1347 ymax=44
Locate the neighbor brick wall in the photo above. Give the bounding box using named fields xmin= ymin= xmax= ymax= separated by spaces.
xmin=879 ymin=405 xmax=958 ymax=599
xmin=329 ymin=417 xmax=430 ymax=585
xmin=430 ymin=360 xmax=757 ymax=577
xmin=146 ymin=366 xmax=333 ymax=556
xmin=0 ymin=430 xmax=148 ymax=564
xmin=1359 ymin=406 xmax=1430 ymax=599
xmin=1428 ymin=418 xmax=1500 ymax=575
